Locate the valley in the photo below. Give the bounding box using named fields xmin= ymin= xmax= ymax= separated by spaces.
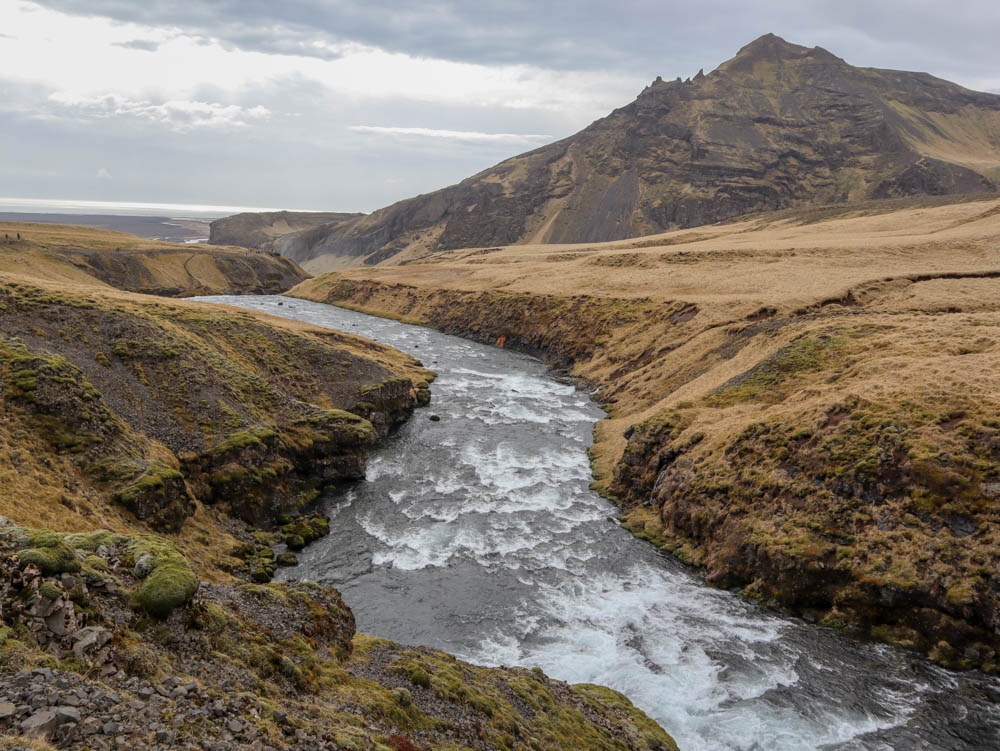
xmin=4 ymin=24 xmax=1000 ymax=751
xmin=0 ymin=223 xmax=674 ymax=750
xmin=289 ymin=194 xmax=1000 ymax=671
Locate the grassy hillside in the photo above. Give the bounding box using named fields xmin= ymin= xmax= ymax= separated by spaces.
xmin=290 ymin=194 xmax=1000 ymax=670
xmin=0 ymin=274 xmax=430 ymax=561
xmin=0 ymin=226 xmax=677 ymax=747
xmin=0 ymin=221 xmax=308 ymax=296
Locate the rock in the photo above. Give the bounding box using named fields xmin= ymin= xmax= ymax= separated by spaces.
xmin=45 ymin=603 xmax=78 ymax=636
xmin=429 ymin=414 xmax=441 ymax=422
xmin=82 ymin=716 xmax=103 ymax=735
xmin=0 ymin=700 xmax=15 ymax=719
xmin=276 ymin=551 xmax=298 ymax=567
xmin=948 ymin=514 xmax=978 ymax=537
xmin=72 ymin=626 xmax=112 ymax=660
xmin=133 ymin=552 xmax=156 ymax=579
xmin=21 ymin=706 xmax=79 ymax=737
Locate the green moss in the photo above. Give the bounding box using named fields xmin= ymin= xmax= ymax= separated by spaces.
xmin=281 ymin=514 xmax=330 ymax=550
xmin=408 ymin=668 xmax=431 ymax=688
xmin=133 ymin=562 xmax=198 ymax=618
xmin=573 ymin=684 xmax=679 ymax=751
xmin=38 ymin=582 xmax=63 ymax=601
xmin=126 ymin=536 xmax=199 ymax=618
xmin=276 ymin=552 xmax=298 ymax=567
xmin=708 ymin=332 xmax=847 ymax=406
xmin=64 ymin=529 xmax=121 ymax=551
xmin=115 ymin=463 xmax=184 ymax=505
xmin=84 ymin=554 xmax=109 ymax=572
xmin=18 ymin=540 xmax=81 ymax=576
xmin=214 ymin=427 xmax=278 ymax=455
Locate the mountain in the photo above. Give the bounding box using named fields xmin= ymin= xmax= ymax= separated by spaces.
xmin=209 ymin=209 xmax=363 ymax=249
xmin=278 ymin=33 xmax=1000 ymax=268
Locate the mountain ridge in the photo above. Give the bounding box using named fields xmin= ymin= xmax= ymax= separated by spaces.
xmin=272 ymin=33 xmax=1000 ymax=269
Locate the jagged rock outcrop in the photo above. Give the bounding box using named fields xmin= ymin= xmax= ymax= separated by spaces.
xmin=278 ymin=33 xmax=1000 ymax=267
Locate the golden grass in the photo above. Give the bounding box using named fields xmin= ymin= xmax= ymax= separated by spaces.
xmin=291 ymin=195 xmax=1000 ymax=665
xmin=0 ymin=220 xmax=306 ymax=295
xmin=0 ymin=225 xmax=423 ymax=583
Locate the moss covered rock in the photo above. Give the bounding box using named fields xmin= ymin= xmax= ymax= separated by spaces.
xmin=126 ymin=537 xmax=199 ymax=618
xmin=18 ymin=539 xmax=81 ymax=576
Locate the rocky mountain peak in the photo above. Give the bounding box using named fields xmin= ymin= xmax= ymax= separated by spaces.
xmin=718 ymin=32 xmax=845 ymax=75
xmin=267 ymin=35 xmax=1000 ymax=268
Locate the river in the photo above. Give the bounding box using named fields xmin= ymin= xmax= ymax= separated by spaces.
xmin=198 ymin=295 xmax=1000 ymax=751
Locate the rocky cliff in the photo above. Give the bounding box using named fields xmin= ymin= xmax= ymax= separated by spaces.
xmin=277 ymin=33 xmax=1000 ymax=268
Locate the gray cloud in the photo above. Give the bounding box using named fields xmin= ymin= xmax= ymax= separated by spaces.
xmin=26 ymin=0 xmax=1000 ymax=88
xmin=0 ymin=75 xmax=574 ymax=211
xmin=5 ymin=2 xmax=1000 ymax=213
xmin=113 ymin=39 xmax=160 ymax=52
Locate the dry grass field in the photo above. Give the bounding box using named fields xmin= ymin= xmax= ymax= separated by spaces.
xmin=0 ymin=220 xmax=308 ymax=295
xmin=292 ymin=194 xmax=1000 ymax=668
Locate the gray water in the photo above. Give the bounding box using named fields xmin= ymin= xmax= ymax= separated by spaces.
xmin=199 ymin=295 xmax=1000 ymax=751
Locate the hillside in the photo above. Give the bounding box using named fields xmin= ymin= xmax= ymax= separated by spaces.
xmin=209 ymin=210 xmax=363 ymax=250
xmin=290 ymin=193 xmax=1000 ymax=670
xmin=277 ymin=33 xmax=1000 ymax=270
xmin=0 ymin=221 xmax=309 ymax=296
xmin=0 ymin=230 xmax=677 ymax=748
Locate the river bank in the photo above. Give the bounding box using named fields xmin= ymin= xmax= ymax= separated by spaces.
xmin=0 ymin=256 xmax=677 ymax=748
xmin=287 ymin=196 xmax=1000 ymax=670
xmin=210 ymin=295 xmax=1000 ymax=751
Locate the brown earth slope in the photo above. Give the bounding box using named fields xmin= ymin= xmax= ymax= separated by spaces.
xmin=277 ymin=33 xmax=1000 ymax=270
xmin=290 ymin=194 xmax=1000 ymax=671
xmin=0 ymin=221 xmax=309 ymax=296
xmin=209 ymin=210 xmax=363 ymax=251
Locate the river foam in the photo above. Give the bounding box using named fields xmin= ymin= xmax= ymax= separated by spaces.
xmin=197 ymin=295 xmax=1000 ymax=751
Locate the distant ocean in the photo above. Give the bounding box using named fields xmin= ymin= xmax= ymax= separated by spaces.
xmin=0 ymin=197 xmax=291 ymax=220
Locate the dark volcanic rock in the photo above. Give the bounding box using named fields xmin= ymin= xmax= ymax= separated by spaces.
xmin=279 ymin=33 xmax=1000 ymax=267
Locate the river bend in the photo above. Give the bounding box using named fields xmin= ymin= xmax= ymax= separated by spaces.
xmin=199 ymin=295 xmax=1000 ymax=751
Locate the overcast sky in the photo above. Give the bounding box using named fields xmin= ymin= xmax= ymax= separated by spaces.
xmin=1 ymin=0 xmax=998 ymax=213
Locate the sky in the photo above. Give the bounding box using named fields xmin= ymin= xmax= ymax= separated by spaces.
xmin=1 ymin=0 xmax=998 ymax=213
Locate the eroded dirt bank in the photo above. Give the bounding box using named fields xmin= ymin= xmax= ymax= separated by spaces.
xmin=288 ymin=198 xmax=1000 ymax=670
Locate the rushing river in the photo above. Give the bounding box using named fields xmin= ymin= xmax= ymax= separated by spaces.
xmin=200 ymin=295 xmax=1000 ymax=751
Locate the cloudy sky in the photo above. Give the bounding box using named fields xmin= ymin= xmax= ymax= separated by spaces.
xmin=1 ymin=0 xmax=998 ymax=213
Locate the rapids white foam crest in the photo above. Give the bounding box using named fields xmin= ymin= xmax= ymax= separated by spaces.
xmin=198 ymin=296 xmax=1000 ymax=751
